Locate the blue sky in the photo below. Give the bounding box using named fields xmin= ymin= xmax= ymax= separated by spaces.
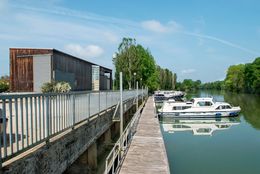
xmin=0 ymin=0 xmax=260 ymax=82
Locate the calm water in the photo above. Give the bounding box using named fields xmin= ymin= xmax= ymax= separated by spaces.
xmin=159 ymin=90 xmax=260 ymax=174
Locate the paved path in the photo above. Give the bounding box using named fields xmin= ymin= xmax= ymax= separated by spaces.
xmin=120 ymin=97 xmax=170 ymax=174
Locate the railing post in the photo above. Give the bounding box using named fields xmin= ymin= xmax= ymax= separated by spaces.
xmin=120 ymin=72 xmax=123 ymax=136
xmin=88 ymin=93 xmax=90 ymax=121
xmin=46 ymin=96 xmax=50 ymax=142
xmin=106 ymin=92 xmax=108 ymax=110
xmin=72 ymin=94 xmax=76 ymax=128
xmin=99 ymin=91 xmax=101 ymax=114
xmin=0 ymin=107 xmax=2 ymax=168
xmin=142 ymin=86 xmax=143 ymax=103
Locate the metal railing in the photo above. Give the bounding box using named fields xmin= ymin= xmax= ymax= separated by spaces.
xmin=104 ymin=99 xmax=145 ymax=174
xmin=0 ymin=89 xmax=148 ymax=165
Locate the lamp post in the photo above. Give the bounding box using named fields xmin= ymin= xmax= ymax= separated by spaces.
xmin=133 ymin=72 xmax=136 ymax=90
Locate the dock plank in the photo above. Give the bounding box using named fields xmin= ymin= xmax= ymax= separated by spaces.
xmin=120 ymin=97 xmax=170 ymax=174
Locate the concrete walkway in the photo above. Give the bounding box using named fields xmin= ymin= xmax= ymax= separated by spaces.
xmin=120 ymin=97 xmax=170 ymax=174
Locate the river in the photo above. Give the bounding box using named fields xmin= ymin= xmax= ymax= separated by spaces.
xmin=159 ymin=90 xmax=260 ymax=174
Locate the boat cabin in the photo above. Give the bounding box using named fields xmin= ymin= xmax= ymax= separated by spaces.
xmin=191 ymin=98 xmax=214 ymax=107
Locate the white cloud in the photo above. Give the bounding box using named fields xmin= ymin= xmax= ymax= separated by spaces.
xmin=141 ymin=20 xmax=168 ymax=33
xmin=182 ymin=31 xmax=260 ymax=56
xmin=141 ymin=20 xmax=182 ymax=33
xmin=64 ymin=44 xmax=104 ymax=59
xmin=181 ymin=69 xmax=196 ymax=74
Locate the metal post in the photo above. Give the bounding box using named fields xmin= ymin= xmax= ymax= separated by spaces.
xmin=120 ymin=72 xmax=123 ymax=136
xmin=46 ymin=96 xmax=50 ymax=139
xmin=88 ymin=93 xmax=90 ymax=121
xmin=72 ymin=94 xmax=75 ymax=128
xmin=136 ymin=81 xmax=138 ymax=111
xmin=142 ymin=86 xmax=143 ymax=103
xmin=99 ymin=91 xmax=101 ymax=114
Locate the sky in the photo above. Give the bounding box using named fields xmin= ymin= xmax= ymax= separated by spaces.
xmin=0 ymin=0 xmax=260 ymax=82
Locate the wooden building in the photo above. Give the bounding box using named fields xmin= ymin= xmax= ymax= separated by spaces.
xmin=10 ymin=48 xmax=112 ymax=92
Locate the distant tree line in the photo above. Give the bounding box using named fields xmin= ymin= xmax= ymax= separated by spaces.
xmin=200 ymin=57 xmax=260 ymax=94
xmin=175 ymin=79 xmax=201 ymax=92
xmin=113 ymin=37 xmax=176 ymax=92
xmin=157 ymin=66 xmax=177 ymax=90
xmin=200 ymin=81 xmax=224 ymax=90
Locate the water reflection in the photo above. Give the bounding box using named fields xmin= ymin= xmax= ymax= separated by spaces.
xmin=223 ymin=92 xmax=260 ymax=130
xmin=160 ymin=117 xmax=240 ymax=136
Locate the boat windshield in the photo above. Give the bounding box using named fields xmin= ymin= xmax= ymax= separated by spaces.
xmin=197 ymin=101 xmax=213 ymax=106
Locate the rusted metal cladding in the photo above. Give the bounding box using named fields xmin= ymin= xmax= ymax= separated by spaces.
xmin=10 ymin=48 xmax=52 ymax=92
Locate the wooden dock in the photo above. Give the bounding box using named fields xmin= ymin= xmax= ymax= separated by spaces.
xmin=119 ymin=97 xmax=170 ymax=174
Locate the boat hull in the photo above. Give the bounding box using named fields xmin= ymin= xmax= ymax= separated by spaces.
xmin=158 ymin=110 xmax=240 ymax=118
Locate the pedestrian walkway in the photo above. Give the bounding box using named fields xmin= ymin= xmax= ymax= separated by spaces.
xmin=120 ymin=97 xmax=170 ymax=174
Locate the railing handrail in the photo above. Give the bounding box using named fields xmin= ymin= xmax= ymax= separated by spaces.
xmin=0 ymin=89 xmax=145 ymax=99
xmin=0 ymin=89 xmax=148 ymax=166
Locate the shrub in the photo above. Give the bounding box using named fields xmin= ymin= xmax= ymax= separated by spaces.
xmin=41 ymin=81 xmax=71 ymax=93
xmin=41 ymin=81 xmax=57 ymax=93
xmin=54 ymin=82 xmax=71 ymax=93
xmin=0 ymin=81 xmax=9 ymax=93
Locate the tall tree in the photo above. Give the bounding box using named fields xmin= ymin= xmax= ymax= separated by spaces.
xmin=224 ymin=64 xmax=245 ymax=92
xmin=113 ymin=38 xmax=159 ymax=91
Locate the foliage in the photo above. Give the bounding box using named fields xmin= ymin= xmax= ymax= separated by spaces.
xmin=157 ymin=66 xmax=176 ymax=90
xmin=200 ymin=81 xmax=224 ymax=90
xmin=113 ymin=37 xmax=160 ymax=91
xmin=244 ymin=57 xmax=260 ymax=94
xmin=201 ymin=57 xmax=260 ymax=94
xmin=54 ymin=82 xmax=72 ymax=93
xmin=41 ymin=81 xmax=71 ymax=93
xmin=176 ymin=79 xmax=201 ymax=91
xmin=0 ymin=75 xmax=9 ymax=93
xmin=0 ymin=81 xmax=9 ymax=93
xmin=224 ymin=64 xmax=245 ymax=92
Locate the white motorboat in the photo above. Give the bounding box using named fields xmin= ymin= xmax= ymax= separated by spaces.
xmin=154 ymin=90 xmax=185 ymax=102
xmin=158 ymin=97 xmax=241 ymax=118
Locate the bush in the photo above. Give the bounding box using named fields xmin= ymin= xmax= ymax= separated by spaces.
xmin=41 ymin=81 xmax=71 ymax=93
xmin=54 ymin=82 xmax=71 ymax=93
xmin=0 ymin=81 xmax=9 ymax=93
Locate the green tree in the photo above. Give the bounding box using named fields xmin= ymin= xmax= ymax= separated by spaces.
xmin=113 ymin=38 xmax=159 ymax=91
xmin=244 ymin=57 xmax=260 ymax=94
xmin=224 ymin=64 xmax=245 ymax=92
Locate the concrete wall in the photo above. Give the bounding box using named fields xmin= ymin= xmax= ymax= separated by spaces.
xmin=33 ymin=54 xmax=52 ymax=92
